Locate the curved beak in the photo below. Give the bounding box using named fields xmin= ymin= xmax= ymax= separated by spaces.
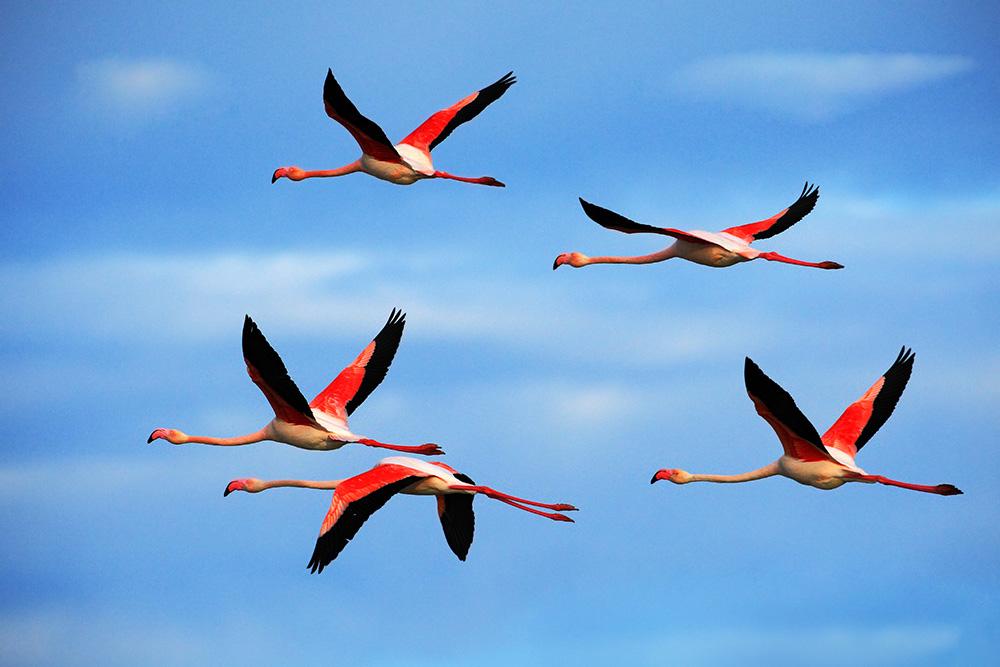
xmin=224 ymin=481 xmax=242 ymax=497
xmin=650 ymin=472 xmax=660 ymax=484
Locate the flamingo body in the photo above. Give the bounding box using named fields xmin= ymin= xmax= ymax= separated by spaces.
xmin=554 ymin=184 xmax=844 ymax=271
xmin=148 ymin=310 xmax=443 ymax=457
xmin=273 ymin=69 xmax=514 ymax=188
xmin=651 ymin=349 xmax=961 ymax=496
xmin=224 ymin=456 xmax=577 ymax=572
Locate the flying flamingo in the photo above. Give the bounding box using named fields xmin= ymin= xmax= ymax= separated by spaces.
xmin=553 ymin=183 xmax=844 ymax=271
xmin=224 ymin=456 xmax=577 ymax=572
xmin=651 ymin=349 xmax=962 ymax=496
xmin=272 ymin=68 xmax=515 ymax=187
xmin=148 ymin=310 xmax=442 ymax=456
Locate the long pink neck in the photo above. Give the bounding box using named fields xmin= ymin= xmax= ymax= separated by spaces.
xmin=259 ymin=479 xmax=344 ymax=492
xmin=584 ymin=246 xmax=677 ymax=266
xmin=688 ymin=462 xmax=779 ymax=484
xmin=185 ymin=429 xmax=269 ymax=446
xmin=298 ymin=161 xmax=361 ymax=179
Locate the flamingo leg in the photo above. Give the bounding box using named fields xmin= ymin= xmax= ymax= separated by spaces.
xmin=848 ymin=474 xmax=962 ymax=496
xmin=355 ymin=438 xmax=444 ymax=456
xmin=448 ymin=484 xmax=577 ymax=511
xmin=492 ymin=496 xmax=575 ymax=522
xmin=432 ymin=170 xmax=505 ymax=187
xmin=757 ymin=251 xmax=843 ymax=270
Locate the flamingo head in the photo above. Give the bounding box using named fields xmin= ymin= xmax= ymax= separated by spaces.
xmin=819 ymin=261 xmax=845 ymax=270
xmin=650 ymin=468 xmax=692 ymax=484
xmin=147 ymin=428 xmax=187 ymax=444
xmin=552 ymin=252 xmax=589 ymax=270
xmin=271 ymin=166 xmax=304 ymax=183
xmin=224 ymin=478 xmax=264 ymax=496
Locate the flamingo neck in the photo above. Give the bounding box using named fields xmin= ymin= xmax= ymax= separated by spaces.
xmin=259 ymin=479 xmax=344 ymax=491
xmin=185 ymin=429 xmax=269 ymax=446
xmin=584 ymin=245 xmax=678 ymax=266
xmin=688 ymin=462 xmax=780 ymax=484
xmin=299 ymin=161 xmax=361 ymax=179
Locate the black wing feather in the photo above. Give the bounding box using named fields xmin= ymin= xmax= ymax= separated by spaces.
xmin=438 ymin=472 xmax=476 ymax=561
xmin=578 ymin=198 xmax=672 ymax=235
xmin=855 ymin=347 xmax=915 ymax=451
xmin=345 ymin=309 xmax=406 ymax=416
xmin=242 ymin=315 xmax=312 ymax=417
xmin=428 ymin=71 xmax=516 ymax=151
xmin=307 ymin=476 xmax=421 ymax=574
xmin=752 ymin=182 xmax=820 ymax=241
xmin=323 ymin=68 xmax=399 ymax=153
xmin=744 ymin=357 xmax=825 ymax=450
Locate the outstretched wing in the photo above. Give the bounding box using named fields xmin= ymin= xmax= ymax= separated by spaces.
xmin=401 ymin=72 xmax=516 ymax=153
xmin=578 ymin=198 xmax=713 ymax=245
xmin=308 ymin=464 xmax=425 ymax=573
xmin=309 ymin=309 xmax=406 ymax=425
xmin=822 ymin=347 xmax=915 ymax=458
xmin=242 ymin=316 xmax=318 ymax=427
xmin=744 ymin=357 xmax=833 ymax=462
xmin=723 ymin=183 xmax=820 ymax=242
xmin=323 ymin=68 xmax=402 ymax=163
xmin=437 ymin=472 xmax=476 ymax=561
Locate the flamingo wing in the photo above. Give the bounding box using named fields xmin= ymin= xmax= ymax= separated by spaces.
xmin=322 ymin=68 xmax=402 ymax=163
xmin=822 ymin=347 xmax=915 ymax=458
xmin=744 ymin=357 xmax=834 ymax=462
xmin=578 ymin=198 xmax=713 ymax=245
xmin=401 ymin=71 xmax=516 ymax=153
xmin=309 ymin=309 xmax=406 ymax=424
xmin=723 ymin=183 xmax=820 ymax=242
xmin=437 ymin=472 xmax=476 ymax=561
xmin=308 ymin=463 xmax=425 ymax=573
xmin=242 ymin=316 xmax=319 ymax=427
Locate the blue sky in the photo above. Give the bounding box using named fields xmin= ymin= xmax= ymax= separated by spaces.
xmin=1 ymin=1 xmax=998 ymax=665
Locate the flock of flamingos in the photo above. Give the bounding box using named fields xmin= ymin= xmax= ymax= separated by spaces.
xmin=148 ymin=67 xmax=962 ymax=574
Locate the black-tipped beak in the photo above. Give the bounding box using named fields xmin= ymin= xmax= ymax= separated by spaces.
xmin=650 ymin=473 xmax=660 ymax=484
xmin=147 ymin=431 xmax=156 ymax=444
xmin=552 ymin=258 xmax=559 ymax=270
xmin=224 ymin=485 xmax=233 ymax=497
xmin=271 ymin=173 xmax=278 ymax=184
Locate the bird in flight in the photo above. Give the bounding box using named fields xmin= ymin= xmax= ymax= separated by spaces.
xmin=651 ymin=349 xmax=962 ymax=496
xmin=554 ymin=183 xmax=843 ymax=271
xmin=148 ymin=310 xmax=442 ymax=455
xmin=272 ymin=68 xmax=515 ymax=187
xmin=224 ymin=456 xmax=577 ymax=572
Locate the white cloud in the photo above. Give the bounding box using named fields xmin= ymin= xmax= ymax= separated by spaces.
xmin=0 ymin=249 xmax=772 ymax=363
xmin=76 ymin=58 xmax=210 ymax=118
xmin=673 ymin=53 xmax=974 ymax=121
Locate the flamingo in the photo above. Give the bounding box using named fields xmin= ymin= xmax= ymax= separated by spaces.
xmin=651 ymin=349 xmax=962 ymax=496
xmin=272 ymin=68 xmax=515 ymax=187
xmin=553 ymin=183 xmax=844 ymax=271
xmin=224 ymin=456 xmax=577 ymax=572
xmin=148 ymin=309 xmax=442 ymax=456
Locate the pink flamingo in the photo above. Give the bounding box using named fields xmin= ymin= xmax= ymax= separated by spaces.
xmin=148 ymin=310 xmax=442 ymax=456
xmin=554 ymin=183 xmax=843 ymax=271
xmin=272 ymin=68 xmax=515 ymax=187
xmin=652 ymin=349 xmax=962 ymax=496
xmin=224 ymin=456 xmax=577 ymax=572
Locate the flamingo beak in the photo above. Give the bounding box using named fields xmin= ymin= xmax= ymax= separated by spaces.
xmin=224 ymin=481 xmax=243 ymax=497
xmin=553 ymin=255 xmax=566 ymax=270
xmin=271 ymin=168 xmax=284 ymax=184
xmin=650 ymin=469 xmax=670 ymax=484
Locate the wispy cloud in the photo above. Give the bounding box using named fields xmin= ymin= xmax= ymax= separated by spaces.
xmin=0 ymin=250 xmax=772 ymax=363
xmin=673 ymin=53 xmax=974 ymax=121
xmin=76 ymin=58 xmax=210 ymax=119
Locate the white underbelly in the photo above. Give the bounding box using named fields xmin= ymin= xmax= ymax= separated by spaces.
xmin=268 ymin=420 xmax=342 ymax=451
xmin=778 ymin=457 xmax=848 ymax=490
xmin=361 ymin=154 xmax=426 ymax=185
xmin=676 ymin=241 xmax=747 ymax=268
